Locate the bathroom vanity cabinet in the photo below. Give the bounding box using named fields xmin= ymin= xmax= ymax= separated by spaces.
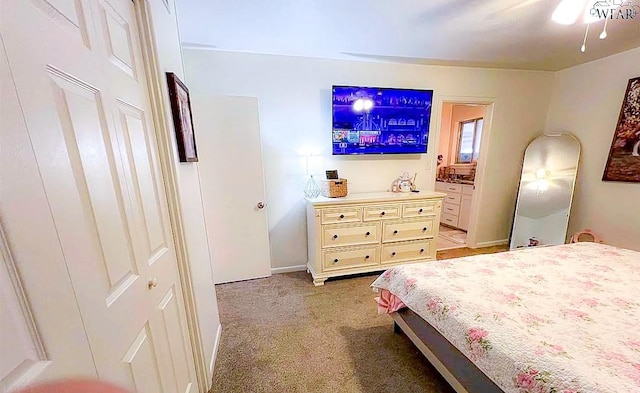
xmin=435 ymin=181 xmax=474 ymax=231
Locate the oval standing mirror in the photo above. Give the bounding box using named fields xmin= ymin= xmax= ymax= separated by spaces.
xmin=509 ymin=133 xmax=580 ymax=250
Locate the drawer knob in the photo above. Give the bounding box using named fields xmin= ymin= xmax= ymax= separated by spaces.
xmin=391 ymin=252 xmax=396 ymax=256
xmin=365 ymin=255 xmax=370 ymax=259
xmin=393 ymin=230 xmax=398 ymax=235
xmin=365 ymin=231 xmax=371 ymax=236
xmin=381 ymin=211 xmax=385 ymax=216
xmin=418 ymin=208 xmax=423 ymax=213
xmin=333 ymin=234 xmax=338 ymax=239
xmin=339 ymin=214 xmax=345 ymax=219
xmin=422 ymin=227 xmax=427 ymax=231
xmin=333 ymin=258 xmax=339 ymax=263
xmin=420 ymin=248 xmax=425 ymax=253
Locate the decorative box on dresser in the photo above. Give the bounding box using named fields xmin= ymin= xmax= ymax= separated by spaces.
xmin=306 ymin=192 xmax=445 ymax=286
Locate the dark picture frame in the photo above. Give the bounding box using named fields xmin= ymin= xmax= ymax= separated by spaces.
xmin=602 ymin=76 xmax=640 ymax=182
xmin=166 ymin=72 xmax=198 ymax=162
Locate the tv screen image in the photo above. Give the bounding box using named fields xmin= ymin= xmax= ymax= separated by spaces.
xmin=332 ymin=85 xmax=433 ymax=155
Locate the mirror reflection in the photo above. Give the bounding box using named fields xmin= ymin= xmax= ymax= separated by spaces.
xmin=510 ymin=133 xmax=580 ymax=250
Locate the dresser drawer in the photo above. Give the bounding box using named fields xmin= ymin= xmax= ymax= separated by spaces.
xmin=444 ymin=193 xmax=461 ymax=205
xmin=321 ymin=207 xmax=362 ymax=224
xmin=382 ymin=218 xmax=435 ymax=243
xmin=306 ymin=192 xmax=445 ymax=286
xmin=381 ymin=239 xmax=434 ymax=264
xmin=402 ymin=201 xmax=439 ymax=218
xmin=443 ymin=183 xmax=463 ymax=193
xmin=462 ymin=184 xmax=474 ymax=196
xmin=363 ymin=204 xmax=401 ymax=221
xmin=442 ymin=203 xmax=460 ymax=217
xmin=323 ymin=245 xmax=379 ymax=271
xmin=322 ymin=223 xmax=380 ymax=248
xmin=441 ymin=213 xmax=459 ymax=227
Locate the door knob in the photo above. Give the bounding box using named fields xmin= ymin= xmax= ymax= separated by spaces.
xmin=257 ymin=202 xmax=265 ymax=209
xmin=148 ymin=277 xmax=158 ymax=289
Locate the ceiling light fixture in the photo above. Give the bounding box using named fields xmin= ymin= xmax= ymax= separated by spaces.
xmin=551 ymin=0 xmax=624 ymax=52
xmin=535 ymin=168 xmax=549 ymax=179
xmin=551 ymin=0 xmax=587 ymax=25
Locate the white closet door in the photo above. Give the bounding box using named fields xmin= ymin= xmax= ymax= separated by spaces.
xmin=0 ymin=0 xmax=196 ymax=391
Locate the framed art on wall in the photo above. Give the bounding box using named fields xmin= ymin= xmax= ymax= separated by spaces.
xmin=602 ymin=76 xmax=640 ymax=182
xmin=166 ymin=72 xmax=198 ymax=162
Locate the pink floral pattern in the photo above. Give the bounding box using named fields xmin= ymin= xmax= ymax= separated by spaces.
xmin=371 ymin=243 xmax=640 ymax=393
xmin=466 ymin=327 xmax=492 ymax=360
xmin=513 ymin=367 xmax=555 ymax=393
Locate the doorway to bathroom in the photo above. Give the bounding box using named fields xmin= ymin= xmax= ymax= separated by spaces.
xmin=435 ymin=102 xmax=490 ymax=250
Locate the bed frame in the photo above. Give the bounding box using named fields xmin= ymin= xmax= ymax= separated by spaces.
xmin=391 ymin=309 xmax=503 ymax=393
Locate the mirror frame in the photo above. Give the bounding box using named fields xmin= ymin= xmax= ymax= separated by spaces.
xmin=509 ymin=133 xmax=581 ymax=250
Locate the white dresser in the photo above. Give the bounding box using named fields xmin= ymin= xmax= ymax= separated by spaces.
xmin=435 ymin=181 xmax=474 ymax=231
xmin=306 ymin=192 xmax=445 ymax=286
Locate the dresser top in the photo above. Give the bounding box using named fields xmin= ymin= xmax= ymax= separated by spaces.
xmin=306 ymin=191 xmax=446 ymax=207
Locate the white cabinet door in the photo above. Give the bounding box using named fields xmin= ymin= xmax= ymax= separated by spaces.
xmin=459 ymin=195 xmax=473 ymax=231
xmin=0 ymin=0 xmax=196 ymax=391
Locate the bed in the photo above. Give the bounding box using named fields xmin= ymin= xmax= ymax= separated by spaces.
xmin=371 ymin=242 xmax=640 ymax=393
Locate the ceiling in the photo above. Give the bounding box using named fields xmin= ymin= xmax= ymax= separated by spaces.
xmin=176 ymin=0 xmax=640 ymax=71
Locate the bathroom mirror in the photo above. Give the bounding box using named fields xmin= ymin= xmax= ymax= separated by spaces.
xmin=509 ymin=133 xmax=580 ymax=250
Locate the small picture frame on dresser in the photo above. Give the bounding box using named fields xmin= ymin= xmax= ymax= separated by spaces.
xmin=326 ymin=170 xmax=339 ymax=180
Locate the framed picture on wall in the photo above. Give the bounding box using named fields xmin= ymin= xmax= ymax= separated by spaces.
xmin=602 ymin=76 xmax=640 ymax=182
xmin=166 ymin=72 xmax=198 ymax=162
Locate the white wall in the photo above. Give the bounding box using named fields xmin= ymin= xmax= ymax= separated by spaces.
xmin=438 ymin=103 xmax=453 ymax=168
xmin=545 ymin=47 xmax=640 ymax=251
xmin=183 ymin=49 xmax=554 ymax=269
xmin=150 ymin=0 xmax=221 ymax=384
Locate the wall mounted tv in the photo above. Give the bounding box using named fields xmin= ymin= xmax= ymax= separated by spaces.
xmin=332 ymin=85 xmax=433 ymax=155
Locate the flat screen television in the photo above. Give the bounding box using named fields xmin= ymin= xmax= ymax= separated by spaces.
xmin=332 ymin=85 xmax=433 ymax=155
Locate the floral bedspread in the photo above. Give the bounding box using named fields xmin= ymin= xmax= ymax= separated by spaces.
xmin=371 ymin=242 xmax=640 ymax=393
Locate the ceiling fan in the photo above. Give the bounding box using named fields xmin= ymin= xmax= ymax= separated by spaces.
xmin=551 ymin=0 xmax=628 ymax=51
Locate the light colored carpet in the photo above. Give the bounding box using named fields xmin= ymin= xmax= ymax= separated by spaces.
xmin=210 ymin=245 xmax=507 ymax=393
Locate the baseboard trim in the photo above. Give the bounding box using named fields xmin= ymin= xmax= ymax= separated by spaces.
xmin=471 ymin=239 xmax=509 ymax=248
xmin=209 ymin=323 xmax=222 ymax=376
xmin=271 ymin=265 xmax=307 ymax=274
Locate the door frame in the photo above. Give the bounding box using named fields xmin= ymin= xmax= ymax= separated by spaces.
xmin=134 ymin=2 xmax=208 ymax=392
xmin=432 ymin=96 xmax=496 ymax=249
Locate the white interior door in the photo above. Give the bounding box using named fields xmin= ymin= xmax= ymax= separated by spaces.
xmin=190 ymin=95 xmax=272 ymax=284
xmin=0 ymin=229 xmax=50 ymax=392
xmin=0 ymin=0 xmax=196 ymax=391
